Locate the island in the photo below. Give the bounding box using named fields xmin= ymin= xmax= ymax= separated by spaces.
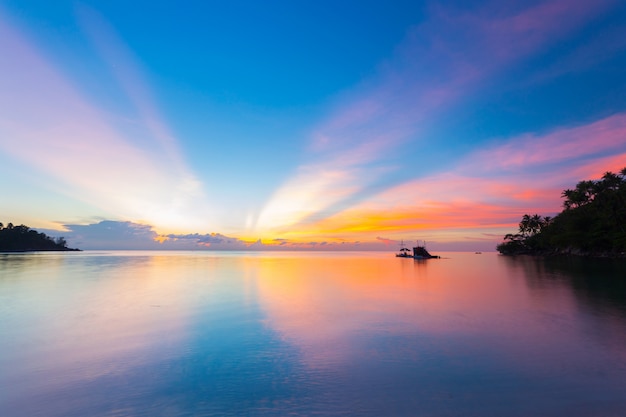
xmin=497 ymin=167 xmax=626 ymax=257
xmin=0 ymin=222 xmax=80 ymax=252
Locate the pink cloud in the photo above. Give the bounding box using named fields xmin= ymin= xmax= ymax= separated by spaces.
xmin=291 ymin=113 xmax=626 ymax=242
xmin=276 ymin=0 xmax=618 ymax=237
xmin=0 ymin=12 xmax=212 ymax=232
xmin=478 ymin=0 xmax=613 ymax=61
xmin=466 ymin=114 xmax=626 ymax=173
xmin=75 ymin=5 xmax=188 ymax=171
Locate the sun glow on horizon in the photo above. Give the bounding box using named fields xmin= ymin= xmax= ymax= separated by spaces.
xmin=0 ymin=10 xmax=217 ymax=233
xmin=1 ymin=1 xmax=626 ymax=250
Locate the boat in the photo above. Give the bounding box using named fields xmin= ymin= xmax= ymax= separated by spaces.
xmin=396 ymin=240 xmax=440 ymax=259
xmin=396 ymin=241 xmax=413 ymax=258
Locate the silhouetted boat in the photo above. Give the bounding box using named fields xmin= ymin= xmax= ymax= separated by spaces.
xmin=396 ymin=240 xmax=440 ymax=259
xmin=396 ymin=241 xmax=412 ymax=258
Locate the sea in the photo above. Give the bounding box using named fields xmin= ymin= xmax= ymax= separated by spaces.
xmin=1 ymin=250 xmax=625 ymax=417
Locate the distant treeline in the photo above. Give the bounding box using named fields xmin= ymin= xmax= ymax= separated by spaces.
xmin=497 ymin=167 xmax=626 ymax=257
xmin=0 ymin=222 xmax=79 ymax=252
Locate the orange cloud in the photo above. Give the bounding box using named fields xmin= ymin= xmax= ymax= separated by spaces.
xmin=267 ymin=123 xmax=626 ymax=244
xmin=253 ymin=0 xmax=615 ymax=242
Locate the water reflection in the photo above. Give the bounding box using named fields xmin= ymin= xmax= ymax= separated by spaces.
xmin=254 ymin=252 xmax=626 ymax=415
xmin=500 ymin=254 xmax=626 ymax=363
xmin=0 ymin=252 xmax=212 ymax=416
xmin=1 ymin=251 xmax=625 ymax=416
xmin=502 ymin=255 xmax=626 ymax=309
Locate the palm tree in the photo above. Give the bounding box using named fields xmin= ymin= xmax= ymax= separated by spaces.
xmin=500 ymin=166 xmax=626 ymax=255
xmin=576 ymin=180 xmax=596 ymax=203
xmin=541 ymin=216 xmax=552 ymax=230
xmin=530 ymin=214 xmax=543 ymax=235
xmin=517 ymin=214 xmax=544 ymax=237
xmin=518 ymin=214 xmax=531 ymax=237
xmin=562 ymin=189 xmax=582 ymax=209
xmin=601 ymin=171 xmax=621 ymax=191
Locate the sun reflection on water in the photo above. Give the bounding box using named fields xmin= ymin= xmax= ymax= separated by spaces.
xmin=1 ymin=251 xmax=626 ymax=416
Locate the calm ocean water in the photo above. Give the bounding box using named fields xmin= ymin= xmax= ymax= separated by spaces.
xmin=1 ymin=251 xmax=625 ymax=416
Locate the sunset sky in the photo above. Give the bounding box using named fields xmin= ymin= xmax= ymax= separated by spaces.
xmin=1 ymin=0 xmax=626 ymax=250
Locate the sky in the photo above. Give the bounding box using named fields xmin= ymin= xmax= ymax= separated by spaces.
xmin=1 ymin=0 xmax=626 ymax=251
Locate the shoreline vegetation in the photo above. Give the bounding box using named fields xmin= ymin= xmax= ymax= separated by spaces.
xmin=0 ymin=222 xmax=80 ymax=252
xmin=497 ymin=167 xmax=626 ymax=258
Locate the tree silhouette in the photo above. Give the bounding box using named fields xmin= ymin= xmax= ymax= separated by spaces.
xmin=0 ymin=222 xmax=78 ymax=252
xmin=498 ymin=167 xmax=626 ymax=256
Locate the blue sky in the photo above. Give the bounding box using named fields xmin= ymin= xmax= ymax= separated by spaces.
xmin=1 ymin=0 xmax=626 ymax=250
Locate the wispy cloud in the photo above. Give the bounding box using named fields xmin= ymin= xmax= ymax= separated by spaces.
xmin=0 ymin=11 xmax=210 ymax=232
xmin=254 ymin=0 xmax=616 ymax=237
xmin=47 ymin=112 xmax=626 ymax=250
xmin=274 ymin=113 xmax=626 ymax=243
xmin=465 ymin=114 xmax=626 ymax=174
xmin=75 ymin=5 xmax=188 ymax=172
